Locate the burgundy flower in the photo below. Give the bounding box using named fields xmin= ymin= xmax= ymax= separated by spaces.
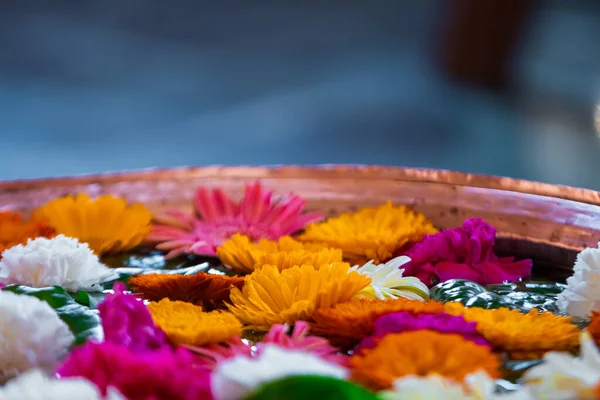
xmin=403 ymin=218 xmax=532 ymax=286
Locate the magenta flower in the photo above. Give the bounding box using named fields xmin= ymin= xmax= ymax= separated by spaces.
xmin=148 ymin=182 xmax=323 ymax=258
xmin=357 ymin=312 xmax=490 ymax=352
xmin=186 ymin=321 xmax=347 ymax=369
xmin=57 ymin=342 xmax=213 ymax=400
xmin=403 ymin=218 xmax=532 ymax=286
xmin=98 ymin=282 xmax=168 ymax=352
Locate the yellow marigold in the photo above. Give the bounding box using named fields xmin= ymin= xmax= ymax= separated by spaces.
xmin=350 ymin=330 xmax=500 ymax=390
xmin=34 ymin=193 xmax=152 ymax=255
xmin=298 ymin=202 xmax=437 ymax=264
xmin=227 ymin=263 xmax=371 ymax=331
xmin=148 ymin=298 xmax=242 ymax=346
xmin=216 ymin=233 xmax=343 ymax=274
xmin=445 ymin=302 xmax=580 ymax=359
xmin=311 ymin=298 xmax=445 ymax=347
xmin=0 ymin=211 xmax=55 ymax=255
xmin=587 ymin=311 xmax=600 ymax=348
xmin=129 ymin=272 xmax=244 ymax=311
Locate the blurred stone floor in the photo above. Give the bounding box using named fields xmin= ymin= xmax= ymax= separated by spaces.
xmin=0 ymin=1 xmax=599 ymax=188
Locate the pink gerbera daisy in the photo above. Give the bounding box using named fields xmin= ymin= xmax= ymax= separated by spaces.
xmin=186 ymin=321 xmax=347 ymax=369
xmin=148 ymin=182 xmax=323 ymax=258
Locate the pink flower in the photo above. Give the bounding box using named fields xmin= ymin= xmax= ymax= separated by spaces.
xmin=259 ymin=321 xmax=348 ymax=366
xmin=98 ymin=282 xmax=168 ymax=352
xmin=186 ymin=321 xmax=347 ymax=369
xmin=404 ymin=218 xmax=532 ymax=287
xmin=148 ymin=182 xmax=323 ymax=258
xmin=357 ymin=312 xmax=490 ymax=352
xmin=57 ymin=342 xmax=213 ymax=400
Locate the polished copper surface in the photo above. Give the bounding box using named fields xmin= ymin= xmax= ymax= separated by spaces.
xmin=1 ymin=165 xmax=599 ymax=278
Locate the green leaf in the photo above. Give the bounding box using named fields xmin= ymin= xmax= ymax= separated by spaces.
xmin=2 ymin=285 xmax=102 ymax=345
xmin=244 ymin=376 xmax=378 ymax=400
xmin=72 ymin=290 xmax=91 ymax=307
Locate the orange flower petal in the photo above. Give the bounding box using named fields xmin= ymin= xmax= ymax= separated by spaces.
xmin=350 ymin=330 xmax=500 ymax=390
xmin=0 ymin=211 xmax=55 ymax=256
xmin=129 ymin=272 xmax=244 ymax=311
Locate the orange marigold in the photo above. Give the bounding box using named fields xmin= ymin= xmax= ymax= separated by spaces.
xmin=587 ymin=311 xmax=600 ymax=348
xmin=445 ymin=302 xmax=580 ymax=359
xmin=148 ymin=298 xmax=242 ymax=346
xmin=33 ymin=193 xmax=152 ymax=255
xmin=129 ymin=272 xmax=244 ymax=311
xmin=298 ymin=202 xmax=437 ymax=264
xmin=350 ymin=330 xmax=500 ymax=390
xmin=0 ymin=211 xmax=55 ymax=255
xmin=216 ymin=233 xmax=343 ymax=274
xmin=310 ymin=298 xmax=445 ymax=346
xmin=227 ymin=263 xmax=371 ymax=331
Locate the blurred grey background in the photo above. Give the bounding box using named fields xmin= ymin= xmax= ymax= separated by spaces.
xmin=0 ymin=1 xmax=599 ymax=188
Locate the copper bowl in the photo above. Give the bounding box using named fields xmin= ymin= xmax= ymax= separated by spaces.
xmin=2 ymin=165 xmax=599 ymax=281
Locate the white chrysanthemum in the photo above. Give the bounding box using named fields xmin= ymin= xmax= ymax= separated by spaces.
xmin=0 ymin=291 xmax=74 ymax=381
xmin=380 ymin=373 xmax=531 ymax=400
xmin=350 ymin=256 xmax=429 ymax=301
xmin=0 ymin=369 xmax=125 ymax=400
xmin=557 ymin=244 xmax=600 ymax=318
xmin=211 ymin=344 xmax=348 ymax=400
xmin=523 ymin=332 xmax=600 ymax=399
xmin=0 ymin=235 xmax=118 ymax=292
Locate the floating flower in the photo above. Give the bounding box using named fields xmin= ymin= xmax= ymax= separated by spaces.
xmin=148 ymin=298 xmax=242 ymax=346
xmin=403 ymin=218 xmax=532 ymax=287
xmin=557 ymin=243 xmax=600 ymax=318
xmin=380 ymin=372 xmax=532 ymax=400
xmin=523 ymin=332 xmax=600 ymax=399
xmin=129 ymin=272 xmax=244 ymax=311
xmin=211 ymin=343 xmax=347 ymax=400
xmin=299 ymin=202 xmax=437 ymax=264
xmin=0 ymin=211 xmax=55 ymax=256
xmin=350 ymin=331 xmax=500 ymax=390
xmin=187 ymin=320 xmax=347 ymax=370
xmin=58 ymin=342 xmax=213 ymax=400
xmin=0 ymin=369 xmax=126 ymax=400
xmin=227 ymin=263 xmax=371 ymax=331
xmin=148 ymin=182 xmax=323 ymax=258
xmin=0 ymin=290 xmax=74 ymax=381
xmin=34 ymin=193 xmax=152 ymax=255
xmin=587 ymin=311 xmax=600 ymax=347
xmin=98 ymin=282 xmax=167 ymax=352
xmin=445 ymin=302 xmax=580 ymax=359
xmin=310 ymin=298 xmax=445 ymax=346
xmin=0 ymin=235 xmax=117 ymax=292
xmin=216 ymin=234 xmax=342 ymax=274
xmin=258 ymin=321 xmax=348 ymax=366
xmin=357 ymin=312 xmax=490 ymax=352
xmin=350 ymin=256 xmax=429 ymax=301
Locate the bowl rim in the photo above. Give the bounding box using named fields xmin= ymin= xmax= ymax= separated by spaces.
xmin=2 ymin=164 xmax=599 ymax=205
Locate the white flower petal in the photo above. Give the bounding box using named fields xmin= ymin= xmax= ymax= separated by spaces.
xmin=523 ymin=332 xmax=600 ymax=399
xmin=0 ymin=235 xmax=117 ymax=292
xmin=211 ymin=344 xmax=347 ymax=400
xmin=557 ymin=243 xmax=600 ymax=318
xmin=350 ymin=256 xmax=429 ymax=301
xmin=0 ymin=291 xmax=74 ymax=381
xmin=0 ymin=369 xmax=125 ymax=400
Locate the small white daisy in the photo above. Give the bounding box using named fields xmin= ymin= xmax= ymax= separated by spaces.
xmin=0 ymin=235 xmax=118 ymax=292
xmin=557 ymin=244 xmax=600 ymax=318
xmin=0 ymin=369 xmax=125 ymax=400
xmin=523 ymin=332 xmax=600 ymax=399
xmin=211 ymin=344 xmax=347 ymax=400
xmin=0 ymin=291 xmax=74 ymax=381
xmin=350 ymin=256 xmax=429 ymax=301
